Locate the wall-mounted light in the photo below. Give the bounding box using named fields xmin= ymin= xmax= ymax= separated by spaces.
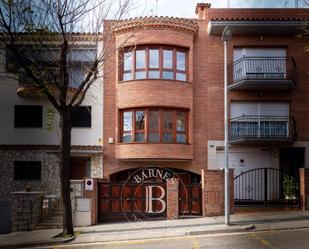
xmin=259 ymin=35 xmax=264 ymax=41
xmin=274 ymin=152 xmax=279 ymax=158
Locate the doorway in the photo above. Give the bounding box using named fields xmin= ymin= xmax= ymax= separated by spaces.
xmin=279 ymin=147 xmax=305 ymax=178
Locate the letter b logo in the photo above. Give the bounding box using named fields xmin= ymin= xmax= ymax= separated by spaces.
xmin=145 ymin=186 xmax=166 ymax=213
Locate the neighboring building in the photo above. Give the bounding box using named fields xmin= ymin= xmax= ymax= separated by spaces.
xmin=0 ymin=34 xmax=103 ymax=200
xmin=102 ymin=4 xmax=309 ymax=220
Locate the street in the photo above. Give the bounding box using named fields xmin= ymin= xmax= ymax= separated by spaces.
xmin=35 ymin=227 xmax=309 ymax=249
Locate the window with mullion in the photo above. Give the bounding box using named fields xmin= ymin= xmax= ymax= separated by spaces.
xmin=135 ymin=49 xmax=146 ymax=80
xmin=135 ymin=110 xmax=145 ymax=142
xmin=148 ymin=110 xmax=160 ymax=143
xmin=148 ymin=48 xmax=160 ymax=79
xmin=123 ymin=51 xmax=133 ymax=81
xmin=162 ymin=110 xmax=174 ymax=143
xmin=121 ymin=108 xmax=188 ymax=144
xmin=162 ymin=49 xmax=174 ymax=80
xmin=176 ymin=111 xmax=187 ymax=143
xmin=176 ymin=51 xmax=187 ymax=81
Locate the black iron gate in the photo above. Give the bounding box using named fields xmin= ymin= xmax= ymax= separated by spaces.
xmin=234 ymin=168 xmax=300 ymax=207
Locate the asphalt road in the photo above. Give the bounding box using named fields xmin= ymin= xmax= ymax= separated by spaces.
xmin=36 ymin=228 xmax=309 ymax=249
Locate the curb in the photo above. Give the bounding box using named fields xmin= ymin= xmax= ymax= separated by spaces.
xmin=0 ymin=234 xmax=76 ymax=249
xmin=188 ymin=225 xmax=255 ymax=235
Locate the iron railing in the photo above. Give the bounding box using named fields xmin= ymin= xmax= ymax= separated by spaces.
xmin=230 ymin=115 xmax=297 ymax=141
xmin=41 ymin=195 xmax=62 ymax=220
xmin=18 ymin=68 xmax=60 ymax=87
xmin=227 ymin=57 xmax=296 ymax=85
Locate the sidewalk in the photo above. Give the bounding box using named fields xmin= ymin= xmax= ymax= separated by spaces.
xmin=1 ymin=210 xmax=309 ymax=248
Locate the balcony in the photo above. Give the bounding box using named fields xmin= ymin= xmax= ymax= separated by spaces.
xmin=229 ymin=115 xmax=296 ymax=144
xmin=16 ymin=68 xmax=60 ymax=97
xmin=16 ymin=68 xmax=82 ymax=97
xmin=227 ymin=57 xmax=296 ymax=90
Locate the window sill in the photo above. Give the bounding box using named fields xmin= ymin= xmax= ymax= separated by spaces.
xmin=118 ymin=79 xmax=191 ymax=84
xmin=117 ymin=142 xmax=191 ymax=145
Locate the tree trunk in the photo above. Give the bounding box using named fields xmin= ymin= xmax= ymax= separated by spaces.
xmin=59 ymin=107 xmax=74 ymax=236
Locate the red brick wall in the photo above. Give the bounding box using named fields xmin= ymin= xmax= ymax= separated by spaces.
xmin=116 ymin=143 xmax=192 ymax=160
xmin=299 ymin=168 xmax=309 ymax=210
xmin=204 ymin=169 xmax=234 ymax=216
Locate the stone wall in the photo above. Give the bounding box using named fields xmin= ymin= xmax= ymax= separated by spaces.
xmin=91 ymin=154 xmax=103 ymax=178
xmin=0 ymin=150 xmax=60 ymax=200
xmin=11 ymin=192 xmax=43 ymax=231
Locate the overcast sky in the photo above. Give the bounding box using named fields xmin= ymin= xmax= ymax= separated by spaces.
xmin=130 ymin=0 xmax=307 ymax=18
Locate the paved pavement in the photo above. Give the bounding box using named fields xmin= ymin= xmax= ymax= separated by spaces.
xmin=1 ymin=210 xmax=309 ymax=248
xmin=34 ymin=228 xmax=309 ymax=249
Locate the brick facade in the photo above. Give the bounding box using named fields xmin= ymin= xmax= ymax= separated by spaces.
xmin=103 ymin=5 xmax=309 ymax=217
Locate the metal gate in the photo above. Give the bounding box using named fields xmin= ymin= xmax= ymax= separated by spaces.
xmin=0 ymin=201 xmax=11 ymax=234
xmin=98 ymin=182 xmax=166 ymax=222
xmin=179 ymin=183 xmax=202 ymax=215
xmin=234 ymin=168 xmax=300 ymax=207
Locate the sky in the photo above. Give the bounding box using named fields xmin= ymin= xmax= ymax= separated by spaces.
xmin=130 ymin=0 xmax=308 ymax=18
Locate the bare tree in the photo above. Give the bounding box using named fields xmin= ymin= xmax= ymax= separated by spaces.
xmin=0 ymin=0 xmax=134 ymax=236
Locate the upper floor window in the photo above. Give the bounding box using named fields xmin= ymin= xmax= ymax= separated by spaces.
xmin=14 ymin=105 xmax=42 ymax=128
xmin=120 ymin=108 xmax=188 ymax=144
xmin=121 ymin=45 xmax=188 ymax=82
xmin=70 ymin=106 xmax=91 ymax=128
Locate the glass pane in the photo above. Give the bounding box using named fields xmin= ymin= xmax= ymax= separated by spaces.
xmin=149 ymin=70 xmax=160 ymax=79
xmin=123 ymin=111 xmax=132 ymax=131
xmin=123 ymin=72 xmax=132 ymax=81
xmin=149 ymin=49 xmax=159 ymax=68
xmin=162 ymin=133 xmax=173 ymax=143
xmin=135 ymin=111 xmax=145 ymax=130
xmin=162 ymin=71 xmax=173 ymax=80
xmin=122 ymin=133 xmax=132 ymax=143
xmin=135 ymin=71 xmax=146 ymax=79
xmin=148 ymin=133 xmax=160 ymax=143
xmin=163 ymin=50 xmax=173 ymax=69
xmin=135 ymin=133 xmax=145 ymax=142
xmin=176 ymin=134 xmax=186 ymax=143
xmin=136 ymin=50 xmax=146 ymax=69
xmin=124 ymin=51 xmax=132 ymax=71
xmin=163 ymin=111 xmax=173 ymax=130
xmin=176 ymin=112 xmax=186 ymax=131
xmin=176 ymin=73 xmax=186 ymax=81
xmin=177 ymin=51 xmax=186 ymax=70
xmin=149 ymin=111 xmax=159 ymax=130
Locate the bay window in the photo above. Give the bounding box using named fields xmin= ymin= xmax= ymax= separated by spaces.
xmin=121 ymin=45 xmax=188 ymax=81
xmin=120 ymin=108 xmax=189 ymax=144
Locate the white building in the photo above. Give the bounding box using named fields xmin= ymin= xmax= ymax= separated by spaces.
xmin=0 ymin=35 xmax=103 ymax=200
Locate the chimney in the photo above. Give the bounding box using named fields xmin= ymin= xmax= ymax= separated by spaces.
xmin=195 ymin=3 xmax=211 ymax=20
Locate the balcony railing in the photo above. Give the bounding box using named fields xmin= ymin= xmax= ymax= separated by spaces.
xmin=18 ymin=68 xmax=60 ymax=87
xmin=227 ymin=57 xmax=296 ymax=90
xmin=229 ymin=115 xmax=296 ymax=143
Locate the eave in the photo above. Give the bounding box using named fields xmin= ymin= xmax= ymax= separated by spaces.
xmin=208 ymin=20 xmax=307 ymax=35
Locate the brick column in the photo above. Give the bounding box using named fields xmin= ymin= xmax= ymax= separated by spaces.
xmin=166 ymin=178 xmax=179 ymax=219
xmin=204 ymin=169 xmax=234 ymax=216
xmin=299 ymin=168 xmax=309 ymax=211
xmin=83 ymin=178 xmax=98 ymax=225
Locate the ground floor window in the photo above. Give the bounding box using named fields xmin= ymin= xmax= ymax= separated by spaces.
xmin=14 ymin=161 xmax=41 ymax=180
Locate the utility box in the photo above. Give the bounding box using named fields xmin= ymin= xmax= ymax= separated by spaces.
xmin=74 ymin=198 xmax=91 ymax=226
